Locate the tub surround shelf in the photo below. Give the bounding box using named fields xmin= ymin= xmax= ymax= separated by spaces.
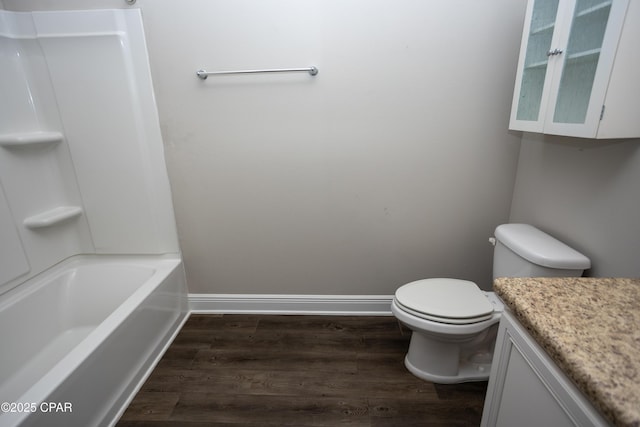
xmin=493 ymin=277 xmax=640 ymax=427
xmin=0 ymin=131 xmax=63 ymax=148
xmin=23 ymin=206 xmax=83 ymax=229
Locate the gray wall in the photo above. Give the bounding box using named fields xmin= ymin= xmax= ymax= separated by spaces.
xmin=509 ymin=133 xmax=640 ymax=277
xmin=143 ymin=0 xmax=527 ymax=293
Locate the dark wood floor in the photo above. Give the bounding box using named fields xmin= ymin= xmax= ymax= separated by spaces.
xmin=116 ymin=315 xmax=487 ymax=426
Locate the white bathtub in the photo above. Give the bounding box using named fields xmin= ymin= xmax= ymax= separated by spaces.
xmin=0 ymin=255 xmax=188 ymax=427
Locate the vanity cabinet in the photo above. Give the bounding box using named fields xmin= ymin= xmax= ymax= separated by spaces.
xmin=481 ymin=311 xmax=609 ymax=427
xmin=509 ymin=0 xmax=640 ymax=138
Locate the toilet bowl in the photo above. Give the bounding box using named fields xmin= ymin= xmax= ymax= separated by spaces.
xmin=391 ymin=278 xmax=503 ymax=383
xmin=391 ymin=224 xmax=591 ymax=384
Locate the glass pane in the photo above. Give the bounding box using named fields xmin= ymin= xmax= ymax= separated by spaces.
xmin=516 ymin=0 xmax=560 ymax=121
xmin=553 ymin=0 xmax=611 ymax=124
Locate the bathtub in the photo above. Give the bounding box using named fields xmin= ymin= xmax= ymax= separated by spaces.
xmin=0 ymin=255 xmax=188 ymax=427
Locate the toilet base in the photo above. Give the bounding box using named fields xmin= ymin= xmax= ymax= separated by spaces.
xmin=404 ymin=352 xmax=492 ymax=384
xmin=403 ymin=325 xmax=498 ymax=384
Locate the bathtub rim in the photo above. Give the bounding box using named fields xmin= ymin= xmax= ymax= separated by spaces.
xmin=0 ymin=253 xmax=184 ymax=426
xmin=0 ymin=253 xmax=182 ymax=307
xmin=107 ymin=307 xmax=190 ymax=426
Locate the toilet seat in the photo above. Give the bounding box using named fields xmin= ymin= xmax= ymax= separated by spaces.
xmin=394 ymin=278 xmax=494 ymax=325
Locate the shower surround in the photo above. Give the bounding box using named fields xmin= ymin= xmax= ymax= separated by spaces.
xmin=0 ymin=9 xmax=187 ymax=427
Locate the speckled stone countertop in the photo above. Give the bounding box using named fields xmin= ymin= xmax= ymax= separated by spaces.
xmin=494 ymin=277 xmax=640 ymax=427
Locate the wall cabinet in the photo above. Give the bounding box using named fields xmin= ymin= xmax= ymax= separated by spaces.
xmin=509 ymin=0 xmax=640 ymax=138
xmin=481 ymin=311 xmax=609 ymax=427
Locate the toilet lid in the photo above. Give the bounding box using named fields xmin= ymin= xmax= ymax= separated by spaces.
xmin=395 ymin=278 xmax=494 ymax=323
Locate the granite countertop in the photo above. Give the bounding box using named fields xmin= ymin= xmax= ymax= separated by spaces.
xmin=494 ymin=277 xmax=640 ymax=427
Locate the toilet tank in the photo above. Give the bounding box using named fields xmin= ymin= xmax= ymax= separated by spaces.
xmin=492 ymin=224 xmax=591 ymax=279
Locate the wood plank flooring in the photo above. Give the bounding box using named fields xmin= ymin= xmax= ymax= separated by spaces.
xmin=116 ymin=315 xmax=487 ymax=426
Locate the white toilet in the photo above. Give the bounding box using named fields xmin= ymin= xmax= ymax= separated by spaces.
xmin=391 ymin=223 xmax=590 ymax=384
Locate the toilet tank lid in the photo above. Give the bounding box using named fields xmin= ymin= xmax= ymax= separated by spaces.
xmin=495 ymin=224 xmax=591 ymax=270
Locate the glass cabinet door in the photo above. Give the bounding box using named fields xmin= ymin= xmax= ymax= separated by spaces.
xmin=515 ymin=0 xmax=560 ymax=122
xmin=552 ymin=0 xmax=612 ymax=124
xmin=510 ymin=0 xmax=634 ymax=138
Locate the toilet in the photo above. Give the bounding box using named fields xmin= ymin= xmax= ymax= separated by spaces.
xmin=391 ymin=223 xmax=590 ymax=384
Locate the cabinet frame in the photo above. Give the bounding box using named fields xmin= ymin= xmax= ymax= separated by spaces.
xmin=481 ymin=311 xmax=610 ymax=427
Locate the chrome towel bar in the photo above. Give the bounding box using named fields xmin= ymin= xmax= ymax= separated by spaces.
xmin=196 ymin=66 xmax=318 ymax=80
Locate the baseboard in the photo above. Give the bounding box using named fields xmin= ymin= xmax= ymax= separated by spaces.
xmin=189 ymin=294 xmax=394 ymax=316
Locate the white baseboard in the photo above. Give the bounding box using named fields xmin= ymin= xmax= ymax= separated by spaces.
xmin=189 ymin=294 xmax=394 ymax=316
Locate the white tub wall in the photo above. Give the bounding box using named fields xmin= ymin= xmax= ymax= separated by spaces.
xmin=0 ymin=189 xmax=29 ymax=286
xmin=0 ymin=9 xmax=180 ymax=296
xmin=0 ymin=15 xmax=94 ymax=294
xmin=33 ymin=10 xmax=179 ymax=254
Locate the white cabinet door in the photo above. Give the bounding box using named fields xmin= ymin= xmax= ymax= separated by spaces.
xmin=481 ymin=311 xmax=610 ymax=427
xmin=493 ymin=336 xmax=575 ymax=427
xmin=511 ymin=0 xmax=563 ymax=132
xmin=509 ymin=0 xmax=639 ymax=138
